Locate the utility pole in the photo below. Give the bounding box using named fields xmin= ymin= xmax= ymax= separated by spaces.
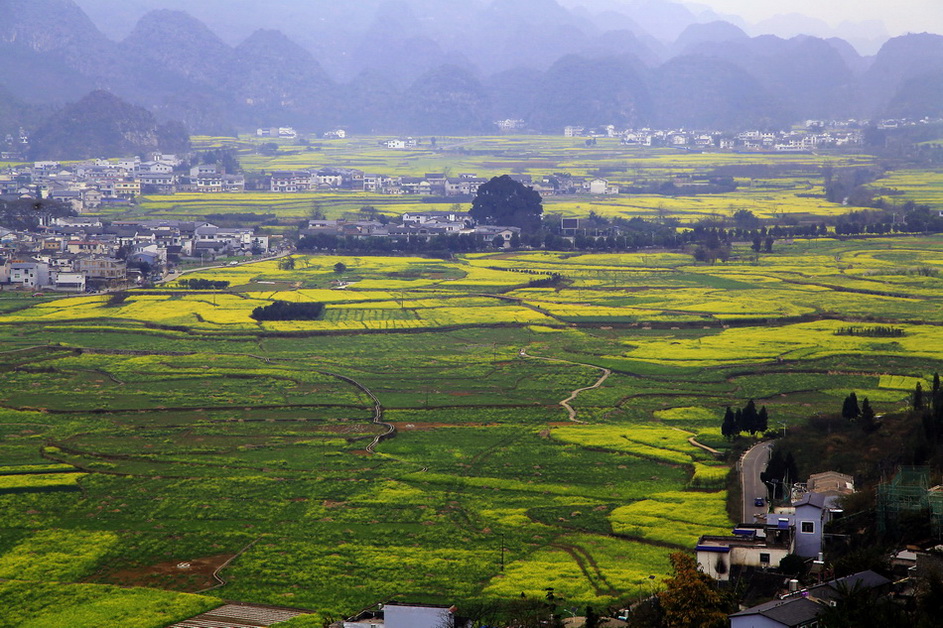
xmin=500 ymin=534 xmax=505 ymax=571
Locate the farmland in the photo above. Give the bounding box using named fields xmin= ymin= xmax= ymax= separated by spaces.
xmin=1 ymin=234 xmax=943 ymax=625
xmin=92 ymin=134 xmax=882 ymax=226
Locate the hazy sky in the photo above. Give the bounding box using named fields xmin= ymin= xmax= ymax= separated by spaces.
xmin=690 ymin=0 xmax=943 ymax=35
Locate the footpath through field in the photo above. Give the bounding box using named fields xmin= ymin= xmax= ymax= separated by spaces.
xmin=518 ymin=349 xmax=611 ymax=423
xmin=316 ymin=369 xmax=393 ymax=453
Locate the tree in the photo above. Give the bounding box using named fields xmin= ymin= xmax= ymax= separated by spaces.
xmin=659 ymin=552 xmax=727 ymax=628
xmin=584 ymin=606 xmax=600 ymax=628
xmin=842 ymin=392 xmax=861 ymax=420
xmin=742 ymin=399 xmax=759 ymax=434
xmin=278 ymin=256 xmax=296 ymax=270
xmin=470 ymin=175 xmax=543 ymax=232
xmin=914 ymin=382 xmax=924 ymax=411
xmin=733 ymin=209 xmax=759 ymax=229
xmin=309 ymin=202 xmax=325 ymax=220
xmin=333 ymin=262 xmax=347 ymax=273
xmin=492 ymin=235 xmax=506 ymax=249
xmin=721 ymin=407 xmax=737 ymax=440
xmin=757 ymin=406 xmax=769 ymax=433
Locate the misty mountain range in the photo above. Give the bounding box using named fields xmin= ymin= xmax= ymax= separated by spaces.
xmin=2 ymin=0 xmax=943 ymax=140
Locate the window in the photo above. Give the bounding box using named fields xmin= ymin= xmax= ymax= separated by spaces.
xmin=801 ymin=521 xmax=815 ymax=534
xmin=759 ymin=552 xmax=770 ymax=564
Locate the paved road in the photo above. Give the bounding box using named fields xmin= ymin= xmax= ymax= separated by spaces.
xmin=740 ymin=440 xmax=774 ymax=523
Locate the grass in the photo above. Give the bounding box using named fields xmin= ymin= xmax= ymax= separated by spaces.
xmin=0 ymin=235 xmax=942 ymax=620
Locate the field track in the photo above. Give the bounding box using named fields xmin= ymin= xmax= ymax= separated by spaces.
xmin=519 ymin=348 xmax=612 ymax=423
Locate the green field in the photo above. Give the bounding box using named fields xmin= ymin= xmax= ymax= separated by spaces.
xmin=2 ymin=235 xmax=943 ymax=624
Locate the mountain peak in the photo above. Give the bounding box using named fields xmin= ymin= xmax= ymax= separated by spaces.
xmin=122 ymin=9 xmax=231 ymax=83
xmin=28 ymin=89 xmax=189 ymax=160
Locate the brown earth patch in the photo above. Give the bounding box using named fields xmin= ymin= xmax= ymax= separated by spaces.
xmin=94 ymin=553 xmax=234 ymax=592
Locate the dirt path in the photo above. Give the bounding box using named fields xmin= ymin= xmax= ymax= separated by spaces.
xmin=316 ymin=369 xmax=393 ymax=453
xmin=669 ymin=427 xmax=721 ymax=456
xmin=194 ymin=536 xmax=262 ymax=594
xmin=519 ymin=349 xmax=611 ymax=423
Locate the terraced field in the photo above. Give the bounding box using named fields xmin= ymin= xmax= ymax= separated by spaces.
xmin=1 ymin=236 xmax=942 ymax=625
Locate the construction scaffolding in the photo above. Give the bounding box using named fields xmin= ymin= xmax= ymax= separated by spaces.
xmin=876 ymin=466 xmax=932 ymax=537
xmin=928 ymin=487 xmax=943 ymax=538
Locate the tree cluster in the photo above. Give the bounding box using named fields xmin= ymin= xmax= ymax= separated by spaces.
xmin=834 ymin=326 xmax=904 ymax=338
xmin=721 ymin=400 xmax=768 ymax=439
xmin=176 ymin=278 xmax=230 ymax=290
xmin=0 ymin=198 xmax=74 ymax=231
xmin=250 ymin=300 xmax=324 ymax=321
xmin=842 ymin=392 xmax=877 ymax=432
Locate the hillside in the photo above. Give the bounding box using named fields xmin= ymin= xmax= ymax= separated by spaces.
xmin=0 ymin=0 xmax=942 ymax=134
xmin=27 ymin=90 xmax=189 ymax=159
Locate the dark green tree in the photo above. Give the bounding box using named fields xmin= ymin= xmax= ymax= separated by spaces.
xmin=721 ymin=407 xmax=737 ymax=440
xmin=333 ymin=262 xmax=347 ymax=273
xmin=470 ymin=175 xmax=543 ymax=232
xmin=757 ymin=406 xmax=769 ymax=433
xmin=842 ymin=392 xmax=861 ymax=420
xmin=743 ymin=399 xmax=759 ymax=434
xmin=914 ymin=382 xmax=924 ymax=411
xmin=584 ymin=605 xmax=600 ymax=628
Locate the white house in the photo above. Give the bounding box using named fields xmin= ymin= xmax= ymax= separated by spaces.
xmin=696 ymin=525 xmax=792 ymax=582
xmin=587 ymin=178 xmax=619 ymax=195
xmin=7 ymin=260 xmax=50 ymax=287
xmin=344 ymin=603 xmax=470 ymax=628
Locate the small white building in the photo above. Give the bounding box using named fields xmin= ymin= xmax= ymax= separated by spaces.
xmin=51 ymin=271 xmax=86 ymax=292
xmin=587 ymin=178 xmax=619 ymax=195
xmin=344 ymin=603 xmax=470 ymax=628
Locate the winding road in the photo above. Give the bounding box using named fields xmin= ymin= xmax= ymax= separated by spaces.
xmin=518 ymin=349 xmax=612 ymax=423
xmin=740 ymin=440 xmax=774 ymax=522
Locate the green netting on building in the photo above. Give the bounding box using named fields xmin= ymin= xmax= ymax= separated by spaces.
xmin=877 ymin=466 xmax=931 ymax=536
xmin=928 ymin=489 xmax=943 ymax=538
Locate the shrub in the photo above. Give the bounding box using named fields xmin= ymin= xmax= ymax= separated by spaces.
xmin=250 ymin=300 xmax=325 ymax=321
xmin=177 ymin=278 xmax=230 ymax=290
